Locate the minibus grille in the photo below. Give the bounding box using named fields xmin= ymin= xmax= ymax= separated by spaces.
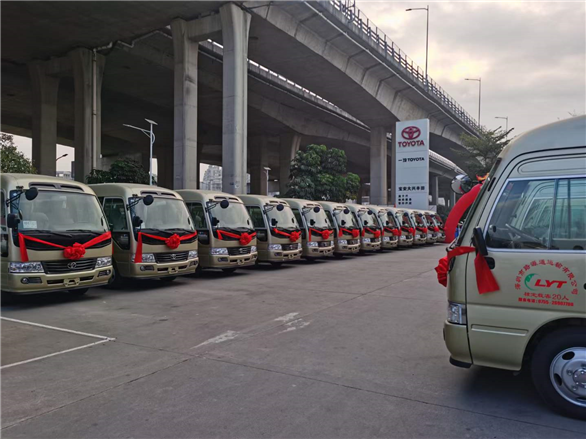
xmin=227 ymin=247 xmax=251 ymax=256
xmin=154 ymin=251 xmax=189 ymax=263
xmin=281 ymin=244 xmax=298 ymax=251
xmin=42 ymin=258 xmax=96 ymax=274
xmin=318 ymin=241 xmax=332 ymax=247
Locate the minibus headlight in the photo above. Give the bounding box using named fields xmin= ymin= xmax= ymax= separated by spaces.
xmin=188 ymin=250 xmax=198 ymax=259
xmin=400 ymin=235 xmax=406 ymax=241
xmin=250 ymin=246 xmax=257 ymax=253
xmin=268 ymin=244 xmax=282 ymax=251
xmin=132 ymin=253 xmax=156 ymax=263
xmin=447 ymin=302 xmax=467 ymax=325
xmin=210 ymin=248 xmax=229 ymax=255
xmin=382 ymin=236 xmax=390 ymax=242
xmin=362 ymin=237 xmax=371 ymax=243
xmin=307 ymin=241 xmax=318 ymax=247
xmin=9 ymin=262 xmax=44 ymax=273
xmin=338 ymin=239 xmax=347 ymax=245
xmin=96 ymin=257 xmax=112 ymax=268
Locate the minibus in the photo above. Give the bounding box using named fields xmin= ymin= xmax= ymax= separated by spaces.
xmin=346 ymin=204 xmax=381 ymax=252
xmin=428 ymin=211 xmax=446 ymax=242
xmin=2 ymin=174 xmax=113 ymax=296
xmin=178 ymin=190 xmax=257 ymax=272
xmin=442 ymin=116 xmax=585 ymax=419
xmin=91 ymin=184 xmax=198 ymax=285
xmin=389 ymin=207 xmax=414 ymax=248
xmin=373 ymin=206 xmax=401 ymax=250
xmin=421 ymin=210 xmax=439 ymax=244
xmin=239 ymin=195 xmax=302 ymax=265
xmin=319 ymin=201 xmax=361 ymax=256
xmin=283 ymin=199 xmax=334 ymax=258
xmin=407 ymin=208 xmax=428 ymax=245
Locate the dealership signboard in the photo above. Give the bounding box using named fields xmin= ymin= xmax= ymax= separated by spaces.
xmin=394 ymin=119 xmax=429 ymax=210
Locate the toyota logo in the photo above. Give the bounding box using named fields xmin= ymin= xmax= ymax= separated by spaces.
xmin=67 ymin=262 xmax=77 ymax=269
xmin=170 ymin=254 xmax=176 ymax=260
xmin=401 ymin=126 xmax=421 ymax=140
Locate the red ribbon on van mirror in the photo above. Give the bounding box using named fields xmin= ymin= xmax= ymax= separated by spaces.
xmin=435 ymin=246 xmax=499 ymax=294
xmin=273 ymin=228 xmax=301 ymax=242
xmin=18 ymin=232 xmax=112 ymax=262
xmin=135 ymin=231 xmax=197 ymax=263
xmin=216 ymin=230 xmax=256 ymax=246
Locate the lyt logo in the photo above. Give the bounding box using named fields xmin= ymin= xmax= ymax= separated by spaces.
xmin=524 ymin=273 xmax=567 ymax=290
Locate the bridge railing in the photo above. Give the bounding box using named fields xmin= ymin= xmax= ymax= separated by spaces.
xmin=327 ymin=0 xmax=480 ymax=132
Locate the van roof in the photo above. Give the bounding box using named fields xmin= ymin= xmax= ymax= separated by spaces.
xmin=176 ymin=189 xmax=244 ymax=203
xmin=1 ymin=173 xmax=94 ymax=194
xmin=318 ymin=201 xmax=349 ymax=210
xmin=89 ymin=183 xmax=181 ymax=198
xmin=238 ymin=194 xmax=289 ymax=205
xmin=281 ymin=198 xmax=322 ymax=208
xmin=499 ymin=115 xmax=585 ymax=162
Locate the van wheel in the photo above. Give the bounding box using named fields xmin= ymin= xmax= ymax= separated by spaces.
xmin=69 ymin=288 xmax=89 ymax=296
xmin=531 ymin=327 xmax=586 ymax=420
xmin=160 ymin=276 xmax=177 ymax=282
xmin=1 ymin=291 xmax=16 ymax=306
xmin=222 ymin=268 xmax=237 ymax=274
xmin=107 ymin=267 xmax=126 ymax=289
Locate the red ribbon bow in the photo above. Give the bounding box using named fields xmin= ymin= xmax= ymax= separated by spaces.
xmin=417 ymin=226 xmax=428 ymax=234
xmin=384 ymin=227 xmax=402 ymax=237
xmin=308 ymin=228 xmax=332 ymax=241
xmin=18 ymin=231 xmax=112 ymax=262
xmin=339 ymin=228 xmax=360 ymax=238
xmin=432 ymin=226 xmax=440 ymax=232
xmin=401 ymin=226 xmax=415 ymax=235
xmin=273 ymin=228 xmax=301 ymax=242
xmin=435 ymin=246 xmax=499 ymax=295
xmin=362 ymin=228 xmax=381 ymax=238
xmin=135 ymin=231 xmax=198 ymax=263
xmin=216 ymin=230 xmax=257 ymax=246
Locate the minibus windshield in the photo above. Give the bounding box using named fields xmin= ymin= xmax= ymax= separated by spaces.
xmin=132 ymin=197 xmax=194 ymax=232
xmin=383 ymin=212 xmax=399 ymax=228
xmin=265 ymin=205 xmax=299 ymax=230
xmin=303 ymin=208 xmax=331 ymax=229
xmin=424 ymin=214 xmax=437 ymax=227
xmin=412 ymin=213 xmax=426 ymax=227
xmin=399 ymin=212 xmax=415 ymax=228
xmin=208 ymin=202 xmax=252 ymax=230
xmin=359 ymin=211 xmax=378 ymax=228
xmin=13 ymin=190 xmax=107 ymax=233
xmin=433 ymin=213 xmax=443 ymax=226
xmin=334 ymin=208 xmax=358 ymax=228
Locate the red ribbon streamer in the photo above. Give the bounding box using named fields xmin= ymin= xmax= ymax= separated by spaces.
xmin=339 ymin=228 xmax=360 ymax=238
xmin=308 ymin=228 xmax=332 ymax=241
xmin=18 ymin=231 xmax=112 ymax=262
xmin=216 ymin=230 xmax=256 ymax=246
xmin=401 ymin=226 xmax=415 ymax=235
xmin=416 ymin=226 xmax=428 ymax=234
xmin=135 ymin=231 xmax=198 ymax=263
xmin=435 ymin=246 xmax=499 ymax=294
xmin=361 ymin=228 xmax=381 ymax=238
xmin=384 ymin=227 xmax=402 ymax=237
xmin=272 ymin=228 xmax=301 ymax=242
xmin=444 ymin=183 xmax=482 ymax=243
xmin=432 ymin=226 xmax=440 ymax=232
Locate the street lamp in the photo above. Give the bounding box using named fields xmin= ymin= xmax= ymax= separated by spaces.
xmin=56 ymin=153 xmax=68 ymax=162
xmin=495 ymin=116 xmax=509 ymax=138
xmin=123 ymin=119 xmax=157 ymax=185
xmin=406 ymin=5 xmax=429 ymax=87
xmin=465 ymin=77 xmax=481 ymax=125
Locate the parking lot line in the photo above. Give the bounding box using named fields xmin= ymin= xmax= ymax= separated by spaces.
xmin=0 ymin=316 xmax=114 ymax=341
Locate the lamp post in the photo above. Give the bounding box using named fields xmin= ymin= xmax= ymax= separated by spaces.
xmin=495 ymin=116 xmax=509 ymax=138
xmin=123 ymin=119 xmax=157 ymax=185
xmin=406 ymin=5 xmax=429 ymax=87
xmin=465 ymin=78 xmax=481 ymax=125
xmin=56 ymin=153 xmax=68 ymax=162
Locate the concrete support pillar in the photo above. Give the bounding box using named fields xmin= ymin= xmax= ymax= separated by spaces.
xmin=171 ymin=19 xmax=199 ymax=190
xmin=29 ymin=62 xmax=60 ymax=176
xmin=220 ymin=3 xmax=251 ymax=194
xmin=390 ymin=123 xmax=399 ymax=206
xmin=279 ymin=133 xmax=302 ymax=196
xmin=250 ymin=138 xmax=269 ymax=195
xmin=69 ymin=48 xmax=105 ymax=182
xmin=155 ymin=150 xmax=173 ymax=189
xmin=430 ymin=175 xmax=439 ymax=205
xmin=357 ymin=183 xmax=364 ymax=204
xmin=370 ymin=126 xmax=388 ymax=205
xmin=450 ymin=191 xmax=456 ymax=208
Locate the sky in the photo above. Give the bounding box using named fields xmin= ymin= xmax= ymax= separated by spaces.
xmin=7 ymin=0 xmax=585 ymax=173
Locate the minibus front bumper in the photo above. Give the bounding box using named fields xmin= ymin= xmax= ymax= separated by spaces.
xmin=3 ymin=266 xmax=113 ymax=294
xmin=444 ymin=317 xmax=472 ymax=367
xmin=207 ymin=252 xmax=257 ymax=268
xmin=414 ymin=234 xmax=427 ymax=245
xmin=334 ymin=238 xmax=360 ymax=255
xmin=398 ymin=235 xmax=413 ymax=247
xmin=381 ymin=236 xmax=399 ymax=249
xmin=303 ymin=241 xmax=334 ymax=258
xmin=426 ymin=233 xmax=438 ymax=244
xmin=122 ymin=257 xmax=198 ymax=278
xmin=360 ymin=238 xmax=381 ymax=251
xmin=259 ymin=246 xmax=302 ymax=263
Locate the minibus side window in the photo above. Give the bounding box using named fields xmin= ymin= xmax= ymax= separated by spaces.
xmin=187 ymin=202 xmax=208 ymax=244
xmin=1 ymin=191 xmax=8 ymax=257
xmin=325 ymin=210 xmax=334 ymax=227
xmin=246 ymin=206 xmax=267 ymax=242
xmin=291 ymin=208 xmax=306 ymax=239
xmin=551 ymin=178 xmax=586 ymax=251
xmin=103 ymin=198 xmax=129 ymax=231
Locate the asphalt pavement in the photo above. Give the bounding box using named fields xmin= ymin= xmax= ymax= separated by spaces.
xmin=2 ymin=245 xmax=585 ymax=438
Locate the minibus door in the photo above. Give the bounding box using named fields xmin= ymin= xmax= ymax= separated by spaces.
xmin=246 ymin=205 xmax=268 ymax=250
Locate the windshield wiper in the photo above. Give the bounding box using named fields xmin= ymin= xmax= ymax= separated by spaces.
xmin=165 ymin=228 xmax=195 ymax=233
xmin=25 ymin=229 xmax=73 ymax=238
xmin=65 ymin=229 xmax=103 ymax=234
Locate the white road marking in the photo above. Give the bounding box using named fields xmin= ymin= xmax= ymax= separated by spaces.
xmin=274 ymin=312 xmax=300 ymax=323
xmin=193 ymin=330 xmax=239 ymax=348
xmin=1 ymin=316 xmax=114 ymax=341
xmin=279 ymin=319 xmax=311 ymax=334
xmin=1 ymin=339 xmax=110 ymax=370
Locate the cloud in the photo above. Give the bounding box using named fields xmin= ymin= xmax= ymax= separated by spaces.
xmin=355 ymin=1 xmax=586 ymax=134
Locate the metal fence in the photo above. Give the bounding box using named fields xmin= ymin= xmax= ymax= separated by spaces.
xmin=327 ymin=0 xmax=480 ymax=132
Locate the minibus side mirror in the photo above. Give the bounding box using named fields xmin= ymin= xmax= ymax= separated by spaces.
xmin=341 ymin=220 xmax=346 ymax=226
xmin=313 ymin=206 xmax=320 ymax=213
xmin=271 ymin=218 xmax=278 ymax=227
xmin=211 ymin=217 xmax=220 ymax=227
xmin=309 ymin=219 xmax=316 ymax=226
xmin=367 ymin=210 xmax=373 ymax=215
xmin=472 ymin=227 xmax=488 ymax=256
xmin=7 ymin=213 xmax=20 ymax=229
xmin=276 ymin=204 xmax=284 ymax=212
xmin=24 ymin=187 xmax=39 ymax=201
xmin=220 ymin=200 xmax=229 ymax=209
xmin=132 ymin=216 xmax=143 ymax=228
xmin=343 ymin=208 xmax=349 ymax=214
xmin=143 ymin=195 xmax=154 ymax=206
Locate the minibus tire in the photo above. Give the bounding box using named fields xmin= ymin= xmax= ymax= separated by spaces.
xmin=1 ymin=291 xmax=16 ymax=305
xmin=159 ymin=276 xmax=177 ymax=282
xmin=531 ymin=327 xmax=586 ymax=420
xmin=107 ymin=266 xmax=127 ymax=289
xmin=222 ymin=268 xmax=237 ymax=274
xmin=68 ymin=288 xmax=89 ymax=296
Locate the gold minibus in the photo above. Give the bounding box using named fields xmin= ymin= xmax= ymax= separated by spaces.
xmin=178 ymin=190 xmax=257 ymax=272
xmin=406 ymin=208 xmax=428 ymax=245
xmin=283 ymin=199 xmax=334 ymax=258
xmin=428 ymin=211 xmax=446 ymax=242
xmin=373 ymin=206 xmax=401 ymax=250
xmin=2 ymin=174 xmax=113 ymax=296
xmin=239 ymin=195 xmax=302 ymax=265
xmin=346 ymin=204 xmax=381 ymax=252
xmin=442 ymin=116 xmax=585 ymax=419
xmin=421 ymin=210 xmax=439 ymax=244
xmin=91 ymin=184 xmax=198 ymax=285
xmin=319 ymin=201 xmax=361 ymax=256
xmin=390 ymin=207 xmax=414 ymax=248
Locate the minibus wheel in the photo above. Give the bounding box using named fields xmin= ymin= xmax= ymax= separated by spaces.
xmin=159 ymin=276 xmax=177 ymax=282
xmin=69 ymin=288 xmax=89 ymax=296
xmin=531 ymin=327 xmax=586 ymax=419
xmin=107 ymin=265 xmax=127 ymax=289
xmin=222 ymin=268 xmax=237 ymax=274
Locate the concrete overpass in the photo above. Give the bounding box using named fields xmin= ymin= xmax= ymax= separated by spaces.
xmin=1 ymin=1 xmax=476 ymax=205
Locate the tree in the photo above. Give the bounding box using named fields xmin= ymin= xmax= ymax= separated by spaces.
xmin=0 ymin=133 xmax=36 ymax=174
xmin=86 ymin=158 xmax=153 ymax=185
xmin=457 ymin=127 xmax=513 ymax=177
xmin=285 ymin=144 xmax=360 ymax=202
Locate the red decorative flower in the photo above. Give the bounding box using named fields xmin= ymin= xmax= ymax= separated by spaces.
xmin=352 ymin=229 xmax=360 ymax=238
xmin=239 ymin=233 xmax=253 ymax=246
xmin=63 ymin=243 xmax=86 ymax=260
xmin=289 ymin=231 xmax=301 ymax=242
xmin=373 ymin=230 xmax=381 ymax=239
xmin=321 ymin=230 xmax=331 ymax=240
xmin=435 ymin=256 xmax=449 ymax=287
xmin=165 ymin=234 xmax=181 ymax=249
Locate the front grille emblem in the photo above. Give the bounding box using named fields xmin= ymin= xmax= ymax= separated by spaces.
xmin=67 ymin=262 xmax=77 ymax=269
xmin=171 ymin=254 xmax=176 ymax=260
